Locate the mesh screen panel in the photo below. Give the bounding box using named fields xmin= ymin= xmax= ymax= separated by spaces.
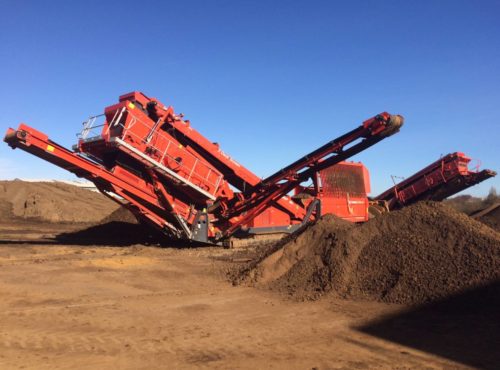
xmin=320 ymin=164 xmax=366 ymax=197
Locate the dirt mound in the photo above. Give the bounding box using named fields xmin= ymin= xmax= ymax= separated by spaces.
xmin=239 ymin=202 xmax=500 ymax=304
xmin=0 ymin=180 xmax=119 ymax=223
xmin=101 ymin=206 xmax=138 ymax=224
xmin=475 ymin=204 xmax=500 ymax=231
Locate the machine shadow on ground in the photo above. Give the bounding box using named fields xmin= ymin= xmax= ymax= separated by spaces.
xmin=356 ymin=279 xmax=500 ymax=370
xmin=55 ymin=221 xmax=169 ymax=246
xmin=1 ymin=221 xmax=208 ymax=248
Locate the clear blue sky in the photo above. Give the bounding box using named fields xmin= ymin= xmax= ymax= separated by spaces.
xmin=1 ymin=0 xmax=498 ymax=196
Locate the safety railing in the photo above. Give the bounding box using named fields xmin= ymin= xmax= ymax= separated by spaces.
xmin=77 ymin=107 xmax=126 ymax=141
xmin=78 ymin=114 xmax=106 ymax=140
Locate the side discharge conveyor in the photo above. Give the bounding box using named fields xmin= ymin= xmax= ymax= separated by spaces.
xmin=374 ymin=152 xmax=496 ymax=211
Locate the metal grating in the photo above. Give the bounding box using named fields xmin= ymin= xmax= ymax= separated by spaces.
xmin=320 ymin=164 xmax=366 ymax=197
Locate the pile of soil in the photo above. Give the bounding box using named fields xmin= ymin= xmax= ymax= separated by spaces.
xmin=238 ymin=202 xmax=500 ymax=304
xmin=476 ymin=204 xmax=500 ymax=231
xmin=0 ymin=180 xmax=119 ymax=223
xmin=101 ymin=206 xmax=139 ymax=224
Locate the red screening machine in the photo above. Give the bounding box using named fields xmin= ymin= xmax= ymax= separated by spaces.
xmin=374 ymin=152 xmax=496 ymax=211
xmin=4 ymin=91 xmax=403 ymax=243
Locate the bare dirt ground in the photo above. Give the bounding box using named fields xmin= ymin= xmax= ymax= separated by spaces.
xmin=1 ymin=220 xmax=496 ymax=369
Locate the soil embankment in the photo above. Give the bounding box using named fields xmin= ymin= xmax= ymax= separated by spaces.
xmin=237 ymin=202 xmax=500 ymax=304
xmin=0 ymin=180 xmax=118 ymax=223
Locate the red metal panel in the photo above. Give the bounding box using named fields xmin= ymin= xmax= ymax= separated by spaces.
xmin=320 ymin=196 xmax=369 ymax=222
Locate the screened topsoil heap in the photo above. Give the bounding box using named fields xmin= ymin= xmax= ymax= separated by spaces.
xmin=236 ymin=202 xmax=500 ymax=305
xmin=0 ymin=180 xmax=118 ymax=223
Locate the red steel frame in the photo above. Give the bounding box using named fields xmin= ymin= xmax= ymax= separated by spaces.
xmin=4 ymin=91 xmax=404 ymax=242
xmin=375 ymin=152 xmax=496 ymax=210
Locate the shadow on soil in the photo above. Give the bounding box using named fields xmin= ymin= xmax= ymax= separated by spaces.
xmin=1 ymin=221 xmax=209 ymax=248
xmin=55 ymin=221 xmax=166 ymax=246
xmin=356 ymin=279 xmax=500 ymax=370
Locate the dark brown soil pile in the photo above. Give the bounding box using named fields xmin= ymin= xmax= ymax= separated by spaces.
xmin=240 ymin=202 xmax=500 ymax=304
xmin=0 ymin=180 xmax=119 ymax=223
xmin=477 ymin=204 xmax=500 ymax=232
xmin=101 ymin=206 xmax=139 ymax=224
xmin=446 ymin=194 xmax=500 ymax=231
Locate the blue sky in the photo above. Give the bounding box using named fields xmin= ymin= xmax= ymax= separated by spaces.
xmin=1 ymin=0 xmax=498 ymax=196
